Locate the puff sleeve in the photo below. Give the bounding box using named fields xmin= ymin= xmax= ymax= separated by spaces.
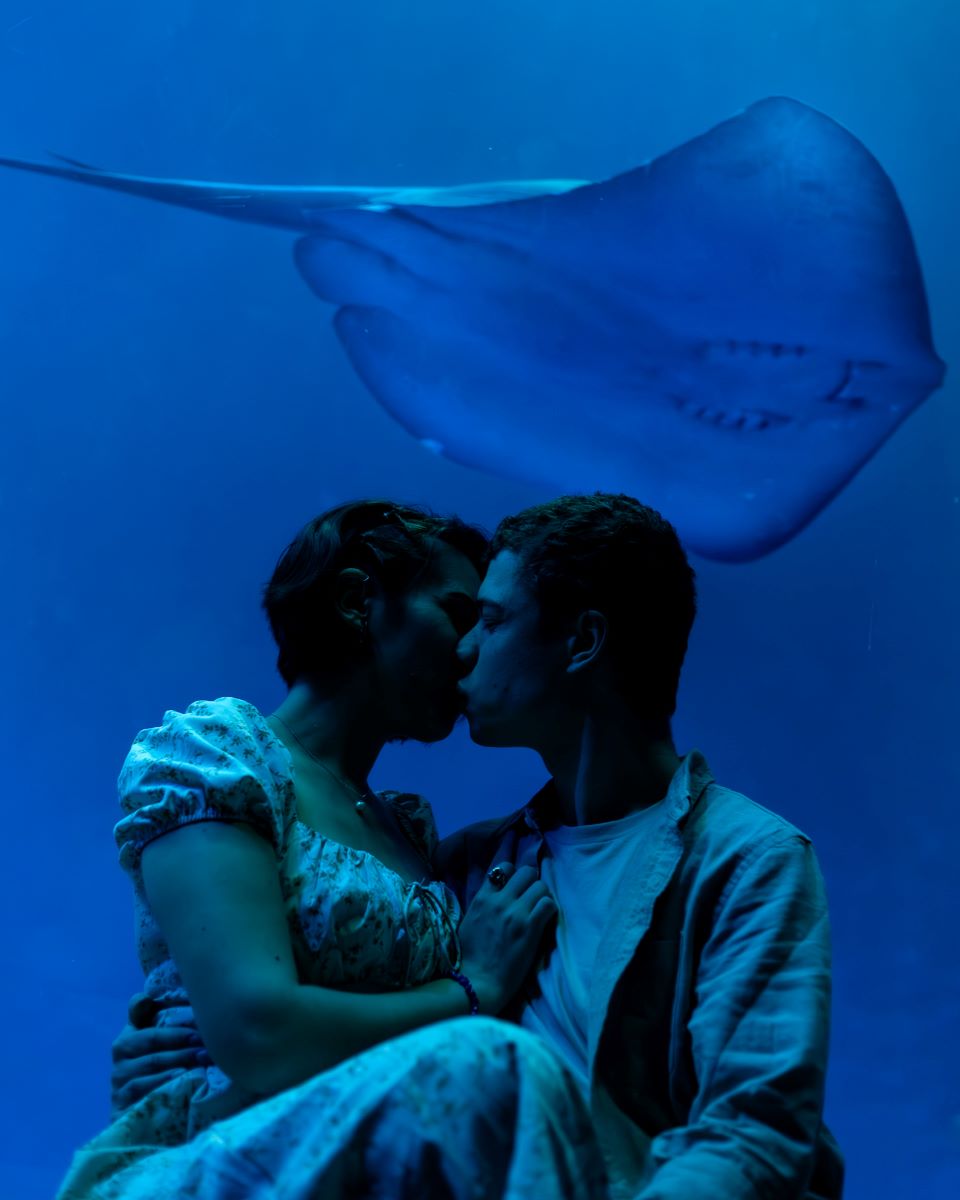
xmin=382 ymin=791 xmax=442 ymax=868
xmin=115 ymin=697 xmax=291 ymax=878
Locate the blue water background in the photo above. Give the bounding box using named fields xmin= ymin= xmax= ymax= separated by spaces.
xmin=1 ymin=3 xmax=957 ymax=1195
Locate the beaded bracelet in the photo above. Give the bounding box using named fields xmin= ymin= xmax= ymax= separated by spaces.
xmin=446 ymin=968 xmax=480 ymax=1015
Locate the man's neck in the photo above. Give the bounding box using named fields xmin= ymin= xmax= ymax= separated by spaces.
xmin=542 ymin=713 xmax=682 ymax=827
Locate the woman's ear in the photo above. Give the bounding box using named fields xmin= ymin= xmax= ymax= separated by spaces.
xmin=566 ymin=610 xmax=607 ymax=676
xmin=334 ymin=568 xmax=372 ymax=638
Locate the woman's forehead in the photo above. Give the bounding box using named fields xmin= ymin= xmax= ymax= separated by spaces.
xmin=426 ymin=540 xmax=483 ymax=595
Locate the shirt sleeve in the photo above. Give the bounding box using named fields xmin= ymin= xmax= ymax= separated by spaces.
xmin=115 ymin=698 xmax=288 ymax=877
xmin=635 ymin=832 xmax=837 ymax=1200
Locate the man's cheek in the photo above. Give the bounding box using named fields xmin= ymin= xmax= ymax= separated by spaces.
xmin=478 ymin=665 xmax=510 ymax=711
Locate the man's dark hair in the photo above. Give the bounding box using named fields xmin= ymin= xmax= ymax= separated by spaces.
xmin=489 ymin=494 xmax=697 ymax=721
xmin=264 ymin=499 xmax=488 ymax=686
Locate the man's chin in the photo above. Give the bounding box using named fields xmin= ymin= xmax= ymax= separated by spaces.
xmin=465 ymin=712 xmax=509 ymax=747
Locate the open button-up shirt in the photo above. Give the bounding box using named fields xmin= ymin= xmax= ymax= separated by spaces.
xmin=434 ymin=751 xmax=845 ymax=1200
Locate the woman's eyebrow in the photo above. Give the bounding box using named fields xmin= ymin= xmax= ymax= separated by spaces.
xmin=477 ymin=599 xmax=504 ymax=613
xmin=442 ymin=591 xmax=480 ymax=614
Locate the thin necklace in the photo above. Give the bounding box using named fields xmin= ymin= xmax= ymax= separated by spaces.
xmin=270 ymin=713 xmax=375 ymax=818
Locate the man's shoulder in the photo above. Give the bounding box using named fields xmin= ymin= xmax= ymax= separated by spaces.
xmin=437 ymin=810 xmax=523 ymax=860
xmin=692 ymin=776 xmax=814 ymax=854
xmin=435 ymin=810 xmax=527 ymax=902
xmin=671 ymin=775 xmax=825 ymax=921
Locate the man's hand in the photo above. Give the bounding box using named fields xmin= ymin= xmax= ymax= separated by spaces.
xmin=110 ymin=992 xmax=210 ymax=1118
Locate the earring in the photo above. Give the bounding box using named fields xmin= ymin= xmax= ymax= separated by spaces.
xmin=357 ymin=615 xmax=369 ymax=647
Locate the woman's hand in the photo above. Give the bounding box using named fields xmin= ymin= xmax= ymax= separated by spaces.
xmin=457 ymin=863 xmax=557 ymax=1014
xmin=110 ymin=993 xmax=209 ymax=1117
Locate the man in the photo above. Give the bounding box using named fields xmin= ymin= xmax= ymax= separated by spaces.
xmin=112 ymin=493 xmax=843 ymax=1198
xmin=438 ymin=494 xmax=843 ymax=1198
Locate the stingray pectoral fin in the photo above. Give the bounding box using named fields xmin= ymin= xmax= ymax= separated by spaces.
xmin=332 ymin=305 xmax=480 ymax=444
xmin=332 ymin=306 xmax=559 ymax=485
xmin=294 ymin=234 xmax=438 ymax=309
xmin=301 ymin=206 xmax=533 ymax=307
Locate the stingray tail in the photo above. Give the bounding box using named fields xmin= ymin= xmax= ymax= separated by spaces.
xmin=0 ymin=154 xmax=587 ymax=230
xmin=0 ymin=153 xmax=399 ymax=230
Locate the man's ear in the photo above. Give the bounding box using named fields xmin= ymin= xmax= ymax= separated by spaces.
xmin=334 ymin=568 xmax=372 ymax=636
xmin=566 ymin=610 xmax=607 ymax=676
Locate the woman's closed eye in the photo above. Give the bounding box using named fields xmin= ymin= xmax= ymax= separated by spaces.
xmin=441 ymin=596 xmax=479 ymax=637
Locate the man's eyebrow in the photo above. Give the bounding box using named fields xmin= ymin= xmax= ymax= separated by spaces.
xmin=477 ymin=599 xmax=504 ymax=612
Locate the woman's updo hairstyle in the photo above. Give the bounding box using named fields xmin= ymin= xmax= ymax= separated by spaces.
xmin=263 ymin=499 xmax=488 ymax=686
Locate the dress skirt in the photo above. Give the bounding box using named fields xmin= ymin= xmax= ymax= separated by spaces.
xmin=58 ymin=1017 xmax=610 ymax=1200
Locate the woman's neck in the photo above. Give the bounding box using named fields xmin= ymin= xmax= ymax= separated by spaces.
xmin=270 ymin=678 xmax=385 ymax=789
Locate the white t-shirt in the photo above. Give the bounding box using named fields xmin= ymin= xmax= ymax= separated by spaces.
xmin=518 ymin=800 xmax=664 ymax=1094
xmin=516 ymin=800 xmax=665 ymax=1199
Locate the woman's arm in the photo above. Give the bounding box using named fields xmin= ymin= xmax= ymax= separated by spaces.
xmin=142 ymin=820 xmax=472 ymax=1097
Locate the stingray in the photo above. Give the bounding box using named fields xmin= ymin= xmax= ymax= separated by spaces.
xmin=0 ymin=97 xmax=945 ymax=561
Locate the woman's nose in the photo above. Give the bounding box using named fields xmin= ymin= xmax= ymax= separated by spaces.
xmin=456 ymin=629 xmax=478 ymax=671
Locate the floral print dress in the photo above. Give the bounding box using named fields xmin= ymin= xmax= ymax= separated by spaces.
xmin=57 ymin=698 xmax=607 ymax=1200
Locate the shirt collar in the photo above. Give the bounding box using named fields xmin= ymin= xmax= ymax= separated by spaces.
xmin=517 ymin=749 xmax=713 ymax=835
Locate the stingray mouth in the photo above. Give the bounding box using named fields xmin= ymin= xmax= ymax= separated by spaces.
xmin=669 ymin=395 xmax=792 ymax=432
xmin=709 ymin=337 xmax=811 ymax=359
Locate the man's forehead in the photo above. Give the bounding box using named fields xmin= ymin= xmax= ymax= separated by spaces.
xmin=478 ymin=550 xmax=529 ymax=605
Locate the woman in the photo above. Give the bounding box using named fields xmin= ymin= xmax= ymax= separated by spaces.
xmin=60 ymin=499 xmax=608 ymax=1200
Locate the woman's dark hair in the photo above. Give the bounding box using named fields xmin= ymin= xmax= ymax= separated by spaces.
xmin=263 ymin=500 xmax=488 ymax=686
xmin=488 ymin=494 xmax=697 ymax=721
